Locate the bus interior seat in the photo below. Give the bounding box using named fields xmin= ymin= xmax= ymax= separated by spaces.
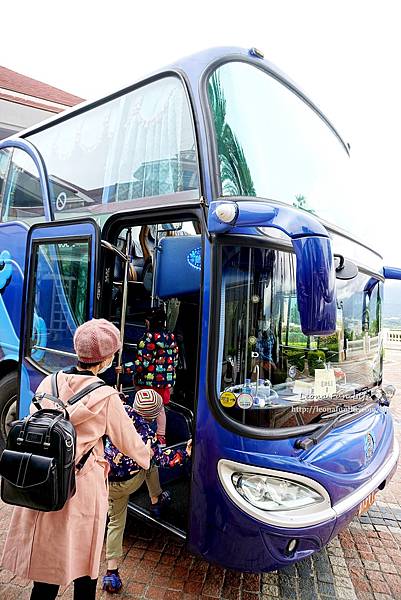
xmin=154 ymin=235 xmax=201 ymax=298
xmin=139 ymin=225 xmax=155 ymax=262
xmin=114 ymin=237 xmax=143 ymax=283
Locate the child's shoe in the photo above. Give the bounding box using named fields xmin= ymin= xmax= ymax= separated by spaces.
xmin=102 ymin=571 xmax=123 ymax=594
xmin=150 ymin=490 xmax=171 ymax=519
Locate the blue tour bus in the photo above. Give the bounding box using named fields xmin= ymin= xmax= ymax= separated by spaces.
xmin=0 ymin=47 xmax=400 ymax=572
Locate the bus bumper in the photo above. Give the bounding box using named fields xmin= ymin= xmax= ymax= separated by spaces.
xmin=189 ymin=439 xmax=398 ymax=572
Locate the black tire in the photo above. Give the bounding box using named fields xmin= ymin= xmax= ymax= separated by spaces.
xmin=0 ymin=372 xmax=18 ymax=450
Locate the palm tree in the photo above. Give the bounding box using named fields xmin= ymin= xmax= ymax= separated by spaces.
xmin=208 ymin=73 xmax=256 ymax=196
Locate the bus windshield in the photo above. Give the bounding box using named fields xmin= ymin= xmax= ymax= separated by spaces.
xmin=208 ymin=61 xmax=353 ymax=232
xmin=218 ymin=245 xmax=383 ymax=429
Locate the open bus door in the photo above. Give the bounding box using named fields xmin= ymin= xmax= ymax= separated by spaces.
xmin=18 ymin=219 xmax=100 ymax=419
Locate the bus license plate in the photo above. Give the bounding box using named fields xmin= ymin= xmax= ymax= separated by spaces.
xmin=358 ymin=491 xmax=377 ymax=516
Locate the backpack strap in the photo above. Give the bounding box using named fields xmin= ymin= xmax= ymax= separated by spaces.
xmin=68 ymin=379 xmax=107 ymax=470
xmin=51 ymin=371 xmax=59 ymax=397
xmin=67 ymin=381 xmax=106 ymax=405
xmin=76 ymin=447 xmax=95 ymax=471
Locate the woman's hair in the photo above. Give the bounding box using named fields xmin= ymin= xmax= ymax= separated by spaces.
xmin=146 ymin=307 xmax=166 ymax=330
xmin=77 ymin=360 xmax=102 ymax=369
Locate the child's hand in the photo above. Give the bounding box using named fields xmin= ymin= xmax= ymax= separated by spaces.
xmin=115 ymin=366 xmax=123 ymax=375
xmin=146 ymin=439 xmax=154 ymax=458
xmin=186 ymin=439 xmax=192 ymax=457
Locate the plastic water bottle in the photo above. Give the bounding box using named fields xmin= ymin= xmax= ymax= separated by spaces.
xmin=242 ymin=379 xmax=252 ymax=394
xmin=252 ymin=380 xmax=262 ymax=407
xmin=257 ymin=379 xmax=272 ymax=407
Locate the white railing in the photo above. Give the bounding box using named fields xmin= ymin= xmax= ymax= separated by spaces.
xmin=383 ymin=328 xmax=401 ymax=350
xmin=346 ymin=333 xmax=381 ymax=356
xmin=346 ymin=338 xmax=365 ymax=356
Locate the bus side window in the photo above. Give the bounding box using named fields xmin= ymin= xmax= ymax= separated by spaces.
xmin=0 ymin=148 xmax=12 ymax=216
xmin=1 ymin=149 xmax=45 ymax=223
xmin=28 ymin=239 xmax=91 ymax=371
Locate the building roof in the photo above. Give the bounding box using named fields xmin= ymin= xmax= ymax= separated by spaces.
xmin=0 ymin=65 xmax=84 ymax=113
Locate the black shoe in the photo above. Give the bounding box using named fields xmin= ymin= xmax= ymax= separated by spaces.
xmin=150 ymin=491 xmax=171 ymax=519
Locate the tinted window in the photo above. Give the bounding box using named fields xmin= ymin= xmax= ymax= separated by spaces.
xmin=0 ymin=148 xmax=11 ymax=209
xmin=1 ymin=149 xmax=45 ymax=223
xmin=218 ymin=245 xmax=382 ymax=429
xmin=208 ymin=62 xmax=352 ymax=232
xmin=29 ymin=239 xmax=90 ymax=371
xmin=28 ymin=77 xmax=199 ymax=221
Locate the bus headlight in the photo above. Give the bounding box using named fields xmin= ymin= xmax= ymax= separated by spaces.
xmin=232 ymin=472 xmax=323 ymax=511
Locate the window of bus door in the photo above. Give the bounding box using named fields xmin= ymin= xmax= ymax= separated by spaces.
xmin=28 ymin=238 xmax=90 ymax=371
xmin=0 ymin=148 xmax=12 ymax=214
xmin=217 ymin=244 xmax=383 ymax=430
xmin=207 ymin=62 xmax=360 ymax=238
xmin=27 ymin=77 xmax=199 ymax=222
xmin=1 ymin=149 xmax=45 ymax=223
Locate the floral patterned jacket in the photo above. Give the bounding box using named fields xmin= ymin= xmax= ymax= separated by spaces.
xmin=104 ymin=405 xmax=188 ymax=481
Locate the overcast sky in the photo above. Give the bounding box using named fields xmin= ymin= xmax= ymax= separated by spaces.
xmin=2 ymin=0 xmax=401 ymax=274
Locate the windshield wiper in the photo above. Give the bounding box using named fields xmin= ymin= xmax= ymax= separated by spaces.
xmin=295 ymin=400 xmax=375 ymax=451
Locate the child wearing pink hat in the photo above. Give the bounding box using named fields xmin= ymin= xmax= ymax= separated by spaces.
xmin=103 ymin=388 xmax=191 ymax=594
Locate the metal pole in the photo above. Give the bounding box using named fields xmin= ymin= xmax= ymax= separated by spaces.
xmin=150 ymin=225 xmax=160 ymax=308
xmin=116 ymin=228 xmax=132 ymax=390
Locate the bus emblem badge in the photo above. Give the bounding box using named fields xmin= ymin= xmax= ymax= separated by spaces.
xmin=364 ymin=432 xmax=375 ymax=462
xmin=187 ymin=247 xmax=202 ymax=271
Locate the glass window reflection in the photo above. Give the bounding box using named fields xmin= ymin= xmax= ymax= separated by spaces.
xmin=218 ymin=245 xmax=383 ymax=429
xmin=28 ymin=77 xmax=199 ymax=221
xmin=208 ymin=62 xmax=354 ymax=232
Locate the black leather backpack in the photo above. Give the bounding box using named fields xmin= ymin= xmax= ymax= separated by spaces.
xmin=0 ymin=372 xmax=105 ymax=512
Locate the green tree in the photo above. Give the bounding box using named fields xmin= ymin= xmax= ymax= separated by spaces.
xmin=208 ymin=73 xmax=256 ymax=196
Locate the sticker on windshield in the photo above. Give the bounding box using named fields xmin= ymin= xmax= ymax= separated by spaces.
xmin=314 ymin=368 xmax=336 ymax=398
xmin=220 ymin=391 xmax=236 ymax=408
xmin=237 ymin=393 xmax=253 ymax=409
xmin=293 ymin=380 xmax=313 ymax=396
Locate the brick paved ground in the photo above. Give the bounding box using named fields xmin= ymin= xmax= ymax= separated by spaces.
xmin=0 ymin=350 xmax=401 ymax=600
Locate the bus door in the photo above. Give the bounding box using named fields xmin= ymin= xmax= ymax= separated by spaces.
xmin=18 ymin=220 xmax=100 ymax=418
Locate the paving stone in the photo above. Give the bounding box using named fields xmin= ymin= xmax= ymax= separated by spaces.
xmin=336 ymin=588 xmax=358 ymax=599
xmin=261 ymin=583 xmax=280 ymax=597
xmin=297 ymin=577 xmax=318 ymax=600
xmin=329 ymin=555 xmax=347 ymax=567
xmin=296 ymin=559 xmax=312 ymax=578
xmin=317 ymin=580 xmax=336 ymax=596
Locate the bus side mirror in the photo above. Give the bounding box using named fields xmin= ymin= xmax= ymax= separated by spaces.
xmin=383 ymin=267 xmax=401 ymax=280
xmin=291 ymin=236 xmax=336 ymax=336
xmin=209 ymin=200 xmax=337 ymax=336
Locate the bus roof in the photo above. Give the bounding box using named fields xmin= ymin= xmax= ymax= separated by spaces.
xmin=10 ymin=46 xmax=348 ymax=153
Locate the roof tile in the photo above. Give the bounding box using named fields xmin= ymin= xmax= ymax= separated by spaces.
xmin=0 ymin=65 xmax=84 ymax=106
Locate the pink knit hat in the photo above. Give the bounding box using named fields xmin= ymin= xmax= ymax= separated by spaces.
xmin=133 ymin=389 xmax=163 ymax=419
xmin=73 ymin=318 xmax=122 ymax=364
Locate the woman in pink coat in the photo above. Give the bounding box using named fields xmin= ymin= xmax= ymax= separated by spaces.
xmin=1 ymin=319 xmax=151 ymax=600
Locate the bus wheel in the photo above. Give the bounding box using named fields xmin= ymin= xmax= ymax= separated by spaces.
xmin=0 ymin=372 xmax=17 ymax=450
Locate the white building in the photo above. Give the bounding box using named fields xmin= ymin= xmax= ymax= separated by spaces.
xmin=0 ymin=66 xmax=83 ymax=140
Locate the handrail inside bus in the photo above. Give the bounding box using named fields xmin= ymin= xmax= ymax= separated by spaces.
xmin=32 ymin=345 xmax=77 ymax=358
